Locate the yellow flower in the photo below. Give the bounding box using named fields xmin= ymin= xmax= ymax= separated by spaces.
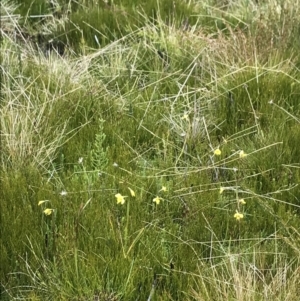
xmin=38 ymin=200 xmax=49 ymax=206
xmin=234 ymin=210 xmax=244 ymax=221
xmin=239 ymin=150 xmax=247 ymax=158
xmin=153 ymin=196 xmax=162 ymax=205
xmin=128 ymin=187 xmax=135 ymax=197
xmin=160 ymin=186 xmax=167 ymax=192
xmin=181 ymin=114 xmax=189 ymax=121
xmin=219 ymin=187 xmax=224 ymax=194
xmin=115 ymin=193 xmax=126 ymax=205
xmin=43 ymin=208 xmax=54 ymax=216
xmin=238 ymin=198 xmax=246 ymax=205
xmin=214 ymin=148 xmax=221 ymax=156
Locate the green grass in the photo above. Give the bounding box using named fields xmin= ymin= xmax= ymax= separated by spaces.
xmin=1 ymin=0 xmax=300 ymax=300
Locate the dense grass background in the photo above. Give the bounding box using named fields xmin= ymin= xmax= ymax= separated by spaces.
xmin=1 ymin=0 xmax=300 ymax=300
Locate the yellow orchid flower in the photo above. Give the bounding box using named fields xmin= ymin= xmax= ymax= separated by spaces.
xmin=115 ymin=193 xmax=126 ymax=205
xmin=238 ymin=198 xmax=246 ymax=205
xmin=239 ymin=150 xmax=247 ymax=158
xmin=153 ymin=196 xmax=162 ymax=205
xmin=214 ymin=148 xmax=221 ymax=156
xmin=234 ymin=210 xmax=244 ymax=221
xmin=159 ymin=186 xmax=167 ymax=192
xmin=44 ymin=208 xmax=54 ymax=216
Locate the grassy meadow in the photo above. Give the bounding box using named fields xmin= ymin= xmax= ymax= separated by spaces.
xmin=1 ymin=0 xmax=300 ymax=300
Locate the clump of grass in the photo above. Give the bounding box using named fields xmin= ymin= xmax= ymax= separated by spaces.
xmin=1 ymin=1 xmax=300 ymax=300
xmin=190 ymin=252 xmax=300 ymax=301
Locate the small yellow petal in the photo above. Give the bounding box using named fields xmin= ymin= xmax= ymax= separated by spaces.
xmin=153 ymin=196 xmax=161 ymax=205
xmin=43 ymin=208 xmax=54 ymax=216
xmin=219 ymin=187 xmax=224 ymax=194
xmin=214 ymin=148 xmax=221 ymax=156
xmin=128 ymin=187 xmax=135 ymax=197
xmin=38 ymin=200 xmax=49 ymax=206
xmin=234 ymin=210 xmax=244 ymax=221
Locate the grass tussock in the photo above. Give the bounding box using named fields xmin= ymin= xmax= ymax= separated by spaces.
xmin=1 ymin=0 xmax=300 ymax=300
